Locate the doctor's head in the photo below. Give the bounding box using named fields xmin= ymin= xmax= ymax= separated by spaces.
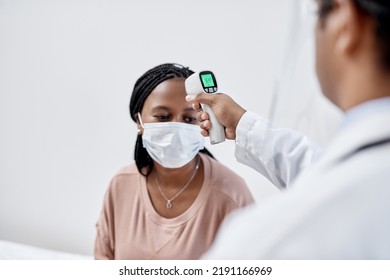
xmin=315 ymin=0 xmax=390 ymax=111
xmin=129 ymin=63 xmax=212 ymax=176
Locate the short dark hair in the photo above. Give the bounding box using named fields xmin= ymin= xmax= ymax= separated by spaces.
xmin=318 ymin=0 xmax=390 ymax=71
xmin=129 ymin=63 xmax=215 ymax=176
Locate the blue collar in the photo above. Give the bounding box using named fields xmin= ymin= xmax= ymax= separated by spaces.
xmin=342 ymin=97 xmax=390 ymax=129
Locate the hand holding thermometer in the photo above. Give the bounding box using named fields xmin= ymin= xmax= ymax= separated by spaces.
xmin=185 ymin=71 xmax=226 ymax=144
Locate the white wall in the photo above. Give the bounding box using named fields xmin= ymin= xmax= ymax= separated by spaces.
xmin=0 ymin=0 xmax=341 ymax=256
xmin=271 ymin=0 xmax=343 ymax=146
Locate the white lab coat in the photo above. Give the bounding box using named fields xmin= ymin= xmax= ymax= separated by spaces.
xmin=203 ymin=110 xmax=390 ymax=259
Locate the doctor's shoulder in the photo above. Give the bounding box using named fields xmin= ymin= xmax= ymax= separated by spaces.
xmin=201 ymin=154 xmax=255 ymax=207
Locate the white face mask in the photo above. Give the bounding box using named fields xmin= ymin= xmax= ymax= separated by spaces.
xmin=138 ymin=113 xmax=205 ymax=168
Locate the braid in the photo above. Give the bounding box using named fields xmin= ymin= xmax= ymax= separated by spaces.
xmin=129 ymin=63 xmax=215 ymax=176
xmin=130 ymin=63 xmax=194 ymax=121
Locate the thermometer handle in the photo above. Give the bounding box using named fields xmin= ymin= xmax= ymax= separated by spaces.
xmin=201 ymin=104 xmax=225 ymax=144
xmin=184 ymin=70 xmax=225 ymax=144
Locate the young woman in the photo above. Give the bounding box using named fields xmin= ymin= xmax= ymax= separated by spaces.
xmin=94 ymin=63 xmax=254 ymax=259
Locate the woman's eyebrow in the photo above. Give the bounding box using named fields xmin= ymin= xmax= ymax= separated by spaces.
xmin=151 ymin=105 xmax=170 ymax=111
xmin=184 ymin=107 xmax=196 ymax=112
xmin=150 ymin=105 xmax=195 ymax=113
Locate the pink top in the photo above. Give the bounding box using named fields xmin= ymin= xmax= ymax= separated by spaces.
xmin=94 ymin=153 xmax=254 ymax=259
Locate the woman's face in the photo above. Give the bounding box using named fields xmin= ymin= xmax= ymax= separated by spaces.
xmin=137 ymin=77 xmax=198 ymax=130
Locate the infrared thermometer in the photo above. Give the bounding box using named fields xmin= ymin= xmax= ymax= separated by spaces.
xmin=185 ymin=71 xmax=225 ymax=144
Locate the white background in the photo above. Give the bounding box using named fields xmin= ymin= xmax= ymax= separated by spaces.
xmin=0 ymin=0 xmax=342 ymax=256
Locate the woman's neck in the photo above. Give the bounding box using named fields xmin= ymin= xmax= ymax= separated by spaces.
xmin=151 ymin=155 xmax=200 ymax=190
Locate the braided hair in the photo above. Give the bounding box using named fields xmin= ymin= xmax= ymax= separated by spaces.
xmin=129 ymin=63 xmax=215 ymax=176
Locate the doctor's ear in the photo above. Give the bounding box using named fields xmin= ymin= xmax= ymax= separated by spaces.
xmin=328 ymin=0 xmax=366 ymax=56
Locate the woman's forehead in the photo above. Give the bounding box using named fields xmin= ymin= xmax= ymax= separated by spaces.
xmin=143 ymin=78 xmax=193 ymax=110
xmin=151 ymin=78 xmax=186 ymax=93
xmin=146 ymin=79 xmax=187 ymax=101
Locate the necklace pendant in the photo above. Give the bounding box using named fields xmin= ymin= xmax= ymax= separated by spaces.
xmin=166 ymin=200 xmax=173 ymax=209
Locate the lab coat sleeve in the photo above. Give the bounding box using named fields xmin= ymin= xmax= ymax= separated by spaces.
xmin=234 ymin=111 xmax=323 ymax=189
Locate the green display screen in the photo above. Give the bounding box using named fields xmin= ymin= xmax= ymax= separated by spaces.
xmin=201 ymin=73 xmax=215 ymax=87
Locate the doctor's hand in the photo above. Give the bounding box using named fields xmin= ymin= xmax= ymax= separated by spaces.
xmin=186 ymin=93 xmax=246 ymax=140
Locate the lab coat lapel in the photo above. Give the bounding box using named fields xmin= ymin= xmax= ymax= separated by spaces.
xmin=321 ymin=110 xmax=390 ymax=166
xmin=293 ymin=110 xmax=390 ymax=187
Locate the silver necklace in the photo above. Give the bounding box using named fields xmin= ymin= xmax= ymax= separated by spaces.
xmin=155 ymin=156 xmax=200 ymax=209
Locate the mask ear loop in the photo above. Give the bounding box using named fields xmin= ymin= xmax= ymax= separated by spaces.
xmin=137 ymin=112 xmax=144 ymax=134
xmin=137 ymin=112 xmax=145 ymax=127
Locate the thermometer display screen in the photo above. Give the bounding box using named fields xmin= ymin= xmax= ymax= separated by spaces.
xmin=198 ymin=71 xmax=218 ymax=93
xmin=200 ymin=73 xmax=215 ymax=87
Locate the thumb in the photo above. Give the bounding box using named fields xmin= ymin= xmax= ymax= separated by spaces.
xmin=185 ymin=92 xmax=215 ymax=106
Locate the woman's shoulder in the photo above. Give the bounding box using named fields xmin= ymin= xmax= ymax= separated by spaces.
xmin=201 ymin=153 xmax=254 ymax=206
xmin=108 ymin=162 xmax=141 ymax=186
xmin=114 ymin=162 xmax=139 ymax=177
xmin=101 ymin=163 xmax=144 ymax=209
xmin=102 ymin=162 xmax=143 ymax=198
xmin=201 ymin=154 xmax=243 ymax=181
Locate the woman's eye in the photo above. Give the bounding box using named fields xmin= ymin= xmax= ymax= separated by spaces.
xmin=184 ymin=116 xmax=197 ymax=124
xmin=154 ymin=115 xmax=170 ymax=121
